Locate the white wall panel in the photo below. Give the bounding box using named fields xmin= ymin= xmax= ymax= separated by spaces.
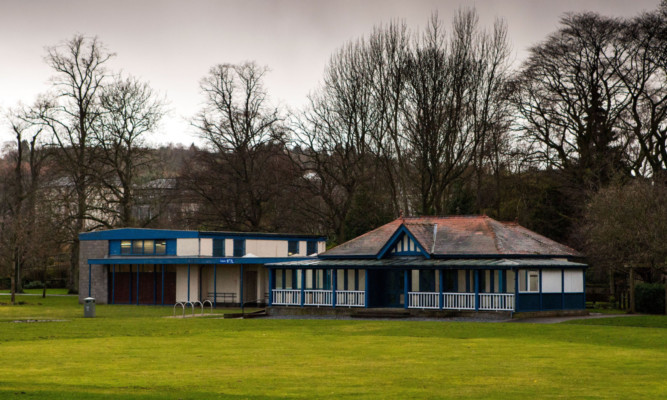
xmin=177 ymin=238 xmax=199 ymax=256
xmin=200 ymin=238 xmax=212 ymax=256
xmin=542 ymin=270 xmax=563 ymax=293
xmin=564 ymin=270 xmax=584 ymax=292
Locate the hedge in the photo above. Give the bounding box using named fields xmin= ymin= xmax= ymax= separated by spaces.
xmin=635 ymin=282 xmax=666 ymax=314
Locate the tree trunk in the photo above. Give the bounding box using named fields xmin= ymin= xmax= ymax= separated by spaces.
xmin=609 ymin=269 xmax=615 ymax=305
xmin=629 ymin=267 xmax=636 ymax=314
xmin=10 ymin=276 xmax=16 ymax=305
xmin=42 ymin=267 xmax=47 ymax=298
xmin=68 ymin=238 xmax=80 ymax=294
xmin=13 ymin=246 xmax=22 ymax=295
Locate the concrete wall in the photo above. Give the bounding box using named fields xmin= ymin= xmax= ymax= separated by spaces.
xmin=457 ymin=270 xmax=467 ymax=292
xmin=245 ymin=239 xmax=289 ymax=257
xmin=213 ymin=238 xmax=323 ymax=258
xmin=177 ymin=238 xmax=199 ymax=256
xmin=176 ymin=264 xmax=200 ymax=302
xmin=200 ymin=238 xmax=213 ymax=256
xmin=78 ymin=240 xmax=109 ymax=304
xmin=411 ymin=270 xmax=419 ymax=291
xmin=225 ymin=239 xmax=234 ymax=257
xmin=506 ymin=270 xmax=515 ymax=293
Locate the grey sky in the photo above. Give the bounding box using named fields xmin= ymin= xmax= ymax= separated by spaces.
xmin=0 ymin=0 xmax=662 ymax=148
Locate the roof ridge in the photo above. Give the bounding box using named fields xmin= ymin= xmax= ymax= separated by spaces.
xmin=483 ymin=217 xmax=502 ymax=253
xmin=402 ymin=215 xmax=491 ymax=220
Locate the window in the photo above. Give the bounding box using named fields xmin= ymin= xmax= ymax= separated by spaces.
xmin=276 ymin=269 xmax=284 ymax=289
xmin=121 ymin=240 xmax=132 ymax=255
xmin=233 ymin=239 xmax=245 ymax=257
xmin=155 ymin=240 xmax=166 ymax=255
xmin=213 ymin=238 xmax=225 ymax=257
xmin=307 ymin=241 xmax=317 ymax=255
xmin=419 ymin=269 xmax=436 ymax=292
xmin=132 ymin=240 xmax=143 ymax=254
xmin=519 ymin=269 xmax=540 ymax=292
xmin=143 ymin=240 xmax=154 ymax=254
xmin=478 ymin=270 xmax=487 ymax=293
xmin=288 ymin=240 xmax=299 ymax=256
xmin=120 ymin=239 xmax=167 ymax=256
xmin=443 ymin=270 xmax=457 ymax=292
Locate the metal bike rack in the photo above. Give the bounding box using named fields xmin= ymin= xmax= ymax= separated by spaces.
xmin=183 ymin=301 xmax=196 ymax=316
xmin=173 ymin=302 xmax=185 ymax=317
xmin=202 ymin=300 xmax=214 ymax=314
xmin=191 ymin=300 xmax=204 ymax=315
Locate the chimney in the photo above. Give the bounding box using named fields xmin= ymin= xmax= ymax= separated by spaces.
xmin=431 ymin=223 xmax=438 ymax=253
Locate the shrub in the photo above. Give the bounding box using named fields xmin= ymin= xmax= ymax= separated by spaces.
xmin=23 ymin=280 xmax=45 ymax=290
xmin=635 ymin=283 xmax=666 ymax=314
xmin=0 ymin=277 xmax=10 ymax=290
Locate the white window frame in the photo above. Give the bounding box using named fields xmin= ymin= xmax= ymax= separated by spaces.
xmin=519 ymin=269 xmax=540 ymax=293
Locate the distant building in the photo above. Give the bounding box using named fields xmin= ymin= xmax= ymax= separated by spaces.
xmin=79 ymin=229 xmax=326 ymax=305
xmin=268 ymin=216 xmax=587 ymax=314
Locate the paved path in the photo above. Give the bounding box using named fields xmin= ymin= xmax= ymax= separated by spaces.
xmin=266 ymin=313 xmax=640 ymax=324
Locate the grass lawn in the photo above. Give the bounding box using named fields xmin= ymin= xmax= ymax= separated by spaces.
xmin=0 ymin=288 xmax=70 ymax=295
xmin=0 ymin=295 xmax=665 ymax=399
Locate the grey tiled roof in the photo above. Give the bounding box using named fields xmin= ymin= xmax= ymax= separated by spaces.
xmin=322 ymin=216 xmax=582 ymax=258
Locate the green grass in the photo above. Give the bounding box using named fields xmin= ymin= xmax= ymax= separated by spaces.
xmin=1 ymin=296 xmax=666 ymax=399
xmin=564 ymin=315 xmax=667 ymax=329
xmin=0 ymin=288 xmax=70 ymax=295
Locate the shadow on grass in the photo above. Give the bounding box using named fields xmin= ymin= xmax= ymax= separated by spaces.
xmin=0 ymin=383 xmax=287 ymax=400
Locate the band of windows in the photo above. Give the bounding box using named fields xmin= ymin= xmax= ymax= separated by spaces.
xmin=120 ymin=239 xmax=167 ymax=255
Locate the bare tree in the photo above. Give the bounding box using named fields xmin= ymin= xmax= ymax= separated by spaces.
xmin=365 ymin=20 xmax=412 ymax=215
xmin=469 ymin=18 xmax=513 ymax=216
xmin=511 ymin=13 xmax=631 ymax=190
xmin=290 ymin=39 xmax=380 ymax=243
xmin=33 ymin=35 xmax=114 ymax=293
xmin=189 ymin=62 xmax=284 ymax=230
xmin=402 ymin=10 xmax=510 ymax=215
xmin=93 ymin=75 xmax=166 ymax=227
xmin=612 ymin=9 xmax=667 ymax=179
xmin=0 ymin=108 xmax=49 ymax=303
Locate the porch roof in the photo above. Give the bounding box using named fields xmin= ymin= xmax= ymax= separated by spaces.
xmin=268 ymin=257 xmax=587 ymax=269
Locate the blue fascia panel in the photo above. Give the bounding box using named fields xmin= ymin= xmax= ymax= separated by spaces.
xmin=166 ymin=239 xmax=177 ymax=255
xmin=376 ymin=225 xmax=431 ymax=260
xmin=318 ymin=255 xmax=377 ymax=259
xmin=109 ymin=240 xmax=121 ymax=256
xmin=81 ymin=228 xmax=327 ymax=242
xmin=200 ymin=232 xmax=327 ymax=241
xmin=88 ymin=256 xmax=317 ymax=265
xmin=80 ymin=228 xmax=199 ymax=241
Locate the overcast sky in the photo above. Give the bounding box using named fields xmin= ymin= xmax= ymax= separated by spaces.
xmin=0 ymin=0 xmax=662 ymax=148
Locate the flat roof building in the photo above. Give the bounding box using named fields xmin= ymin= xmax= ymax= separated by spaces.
xmin=79 ymin=228 xmax=326 ymax=306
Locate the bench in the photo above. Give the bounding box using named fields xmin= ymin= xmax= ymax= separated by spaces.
xmin=207 ymin=292 xmax=236 ymax=304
